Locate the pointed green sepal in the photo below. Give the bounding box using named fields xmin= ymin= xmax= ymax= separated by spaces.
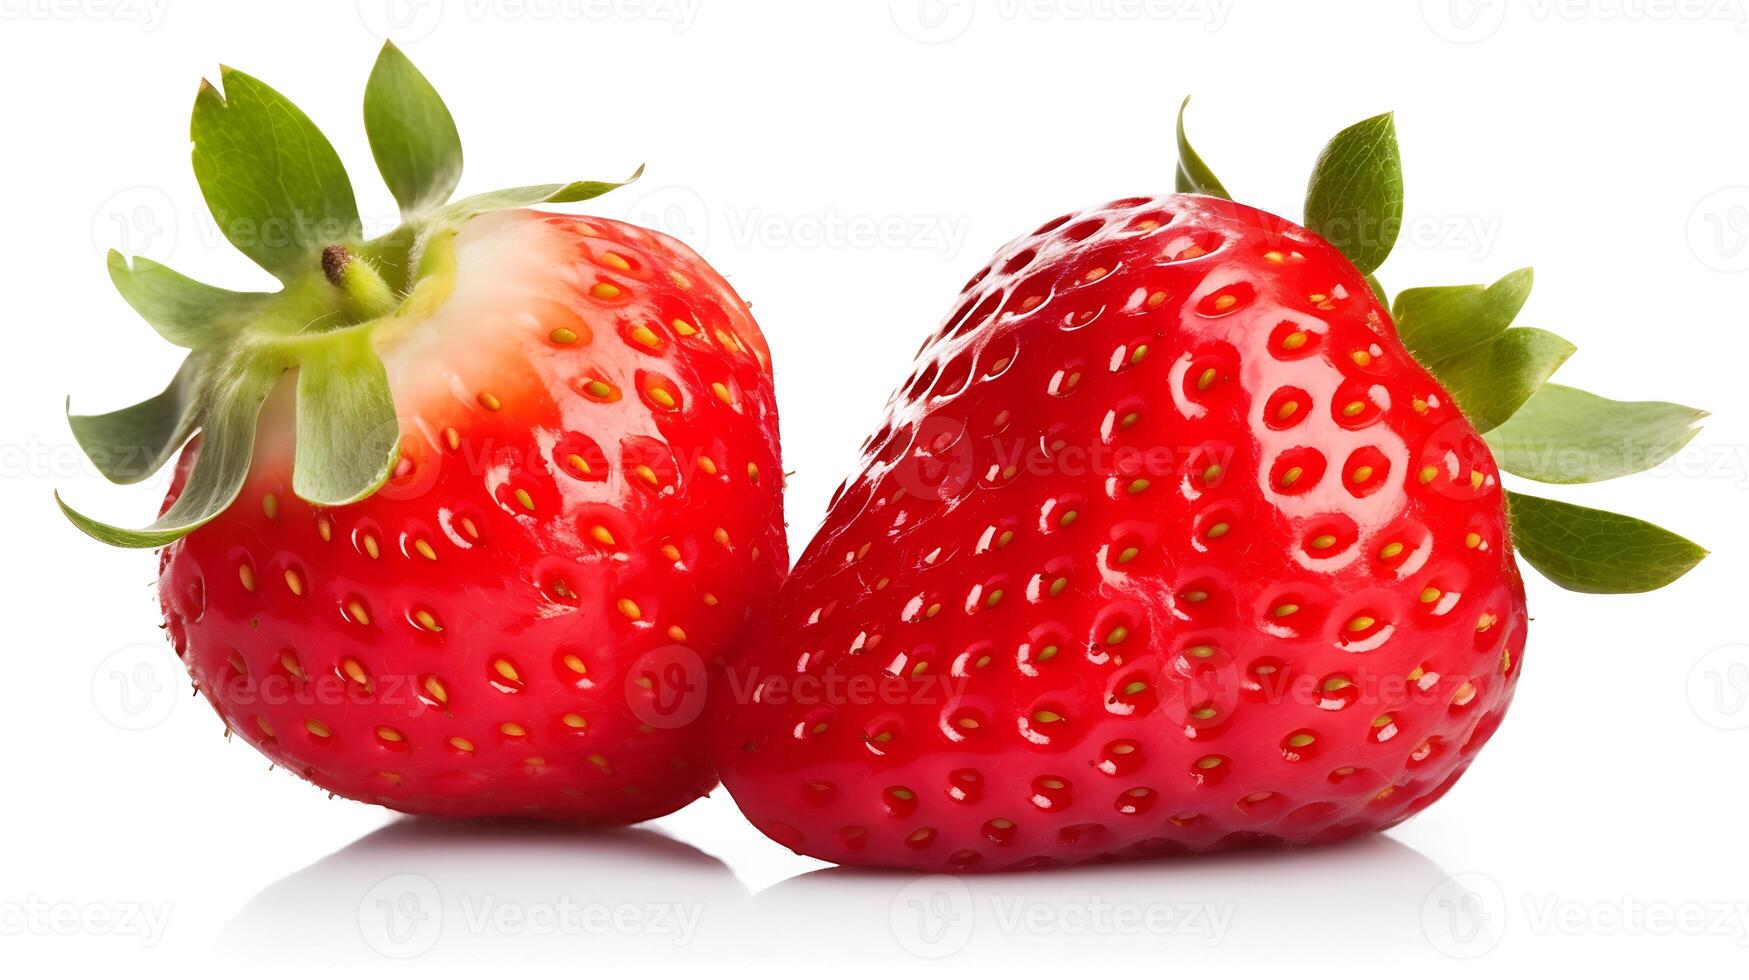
xmin=191 ymin=67 xmax=361 ymax=281
xmin=1506 ymin=491 xmax=1706 ymax=594
xmin=1393 ymin=268 xmax=1534 ymax=368
xmin=67 ymin=354 xmax=203 ymax=484
xmin=1304 ymin=112 xmax=1402 ymax=275
xmin=1485 ymin=383 xmax=1706 ymax=484
xmin=364 ymin=41 xmax=463 ymax=219
xmin=108 ymin=251 xmax=273 ymax=349
xmin=443 ymin=164 xmax=646 ymax=222
xmin=292 ymin=332 xmax=400 ymax=506
xmin=1174 ymin=97 xmax=1230 ymax=200
xmin=1428 ymin=327 xmax=1574 ymax=433
xmin=59 ymin=366 xmax=281 ymax=548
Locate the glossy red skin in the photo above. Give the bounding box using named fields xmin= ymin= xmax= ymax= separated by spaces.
xmin=160 ymin=212 xmax=785 ymax=823
xmin=714 ymin=195 xmax=1527 ymax=870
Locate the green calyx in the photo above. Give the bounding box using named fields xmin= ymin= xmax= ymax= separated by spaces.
xmin=1174 ymin=99 xmax=1707 ymax=595
xmin=62 ymin=42 xmax=642 ymax=548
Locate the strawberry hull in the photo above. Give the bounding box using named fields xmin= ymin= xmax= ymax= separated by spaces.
xmin=159 ymin=212 xmax=786 ymax=822
xmin=714 ymin=195 xmax=1527 ymax=870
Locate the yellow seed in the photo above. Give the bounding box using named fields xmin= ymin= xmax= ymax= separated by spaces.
xmin=591 ymin=525 xmax=616 ymax=546
xmin=459 ymin=517 xmax=479 ymax=540
xmin=634 ymin=465 xmax=660 ymax=487
xmin=1471 ymin=470 xmax=1486 ymax=490
xmin=305 ymin=720 xmax=331 ymax=738
xmin=362 ymin=533 xmax=380 ymax=559
xmin=317 ymin=516 xmax=333 ymax=541
xmin=563 ymin=654 xmax=587 ymax=675
xmin=585 ymin=380 xmax=613 ymax=399
xmin=1196 ymin=367 xmax=1216 ymax=390
xmin=1310 ymin=534 xmax=1337 ymax=550
xmin=478 ymin=391 xmax=502 ymax=411
xmin=1105 ymin=626 xmax=1130 ymax=644
xmin=1347 ymin=615 xmax=1377 ymax=632
xmin=283 ymin=568 xmax=303 ymax=596
xmin=261 ymin=493 xmax=278 ymax=520
xmin=712 ymin=382 xmax=733 ymax=404
xmin=1117 ymin=546 xmax=1139 ymax=564
xmin=237 ymin=564 xmax=256 ymax=592
xmin=1352 ymin=465 xmax=1375 ymax=483
xmin=1213 ymin=294 xmax=1237 ymax=311
xmin=1195 ymin=755 xmax=1223 ymax=769
xmin=342 ymin=658 xmax=369 ymax=685
xmin=1034 ymin=710 xmax=1063 ymax=723
xmin=1466 ymin=532 xmax=1483 ymax=548
xmin=347 ymin=599 xmax=372 ymax=626
xmin=414 ymin=609 xmax=441 ymax=632
xmin=1418 ymin=465 xmax=1438 ymax=484
xmin=590 ymin=282 xmax=622 ymax=300
xmin=661 ymin=544 xmax=682 ymax=562
xmin=618 ymin=598 xmax=643 ymax=620
xmin=1128 ymin=478 xmax=1150 ymax=494
xmin=1351 ymin=350 xmax=1372 ymax=366
xmin=1477 ymin=612 xmax=1499 ymax=632
xmin=1146 ymin=290 xmax=1167 ymax=307
xmin=1207 ymin=522 xmax=1230 ymax=539
xmin=551 ymin=327 xmax=580 ymax=345
xmin=1059 ymin=510 xmax=1079 ymax=527
xmin=1263 ymin=250 xmax=1284 ymax=263
xmin=630 ymin=324 xmax=661 ymax=349
xmin=985 ymin=589 xmax=1004 ymax=607
xmin=377 ymin=726 xmax=403 ymax=742
xmin=1420 ymin=587 xmax=1442 ymax=603
xmin=568 ymin=454 xmax=592 ymax=476
xmin=424 ymin=676 xmax=449 ymax=702
xmin=600 ymin=251 xmax=631 ymax=271
xmin=703 ymin=592 xmax=719 ymax=606
xmin=1186 ymin=645 xmax=1214 ymax=658
xmin=1129 ymin=344 xmax=1149 ymax=364
xmin=957 ymin=716 xmax=979 ymax=729
xmin=1203 ymin=464 xmax=1223 ymax=482
xmin=501 ymin=722 xmax=526 ymax=737
xmin=1281 ymin=331 xmax=1308 ymax=350
xmin=1287 ymin=733 xmax=1316 ymax=747
xmin=415 ymin=539 xmax=437 ymax=561
xmin=714 ymin=528 xmax=731 ymax=547
xmin=493 ymin=658 xmax=520 ymax=683
xmin=1084 ymin=266 xmax=1108 ymax=281
xmin=563 ymin=713 xmax=588 ymax=729
xmin=1049 ymin=577 xmax=1068 ymax=595
xmin=667 ymin=625 xmax=687 ymax=642
xmin=671 ymin=318 xmax=696 ymax=336
xmin=649 ymin=387 xmax=676 ymax=409
xmin=514 ymin=488 xmax=535 ymax=510
xmin=1342 ymin=400 xmax=1366 ymax=417
xmin=1379 ymin=541 xmax=1404 ymax=559
xmin=1273 ymin=603 xmax=1300 ymax=617
xmin=1279 ymin=466 xmax=1303 ymax=488
xmin=1453 ymin=682 xmax=1478 ymax=705
xmin=449 ymin=736 xmax=475 ymax=753
xmin=443 ymin=427 xmax=460 ymax=451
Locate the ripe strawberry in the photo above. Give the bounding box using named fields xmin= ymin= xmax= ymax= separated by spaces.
xmin=62 ymin=44 xmax=784 ymax=822
xmin=713 ymin=106 xmax=1705 ymax=869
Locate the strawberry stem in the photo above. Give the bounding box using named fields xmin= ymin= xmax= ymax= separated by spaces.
xmin=321 ymin=244 xmax=398 ymax=322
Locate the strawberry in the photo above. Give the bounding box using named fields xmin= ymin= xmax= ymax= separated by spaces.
xmin=61 ymin=44 xmax=785 ymax=823
xmin=713 ymin=103 xmax=1705 ymax=869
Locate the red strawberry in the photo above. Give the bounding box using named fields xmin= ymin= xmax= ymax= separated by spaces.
xmin=713 ymin=107 xmax=1704 ymax=869
xmin=62 ymin=44 xmax=784 ymax=822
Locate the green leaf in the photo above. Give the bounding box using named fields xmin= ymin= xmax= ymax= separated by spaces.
xmin=67 ymin=354 xmax=203 ymax=484
xmin=1393 ymin=268 xmax=1534 ymax=368
xmin=1507 ymin=491 xmax=1706 ymax=594
xmin=1430 ymin=327 xmax=1574 ymax=433
xmin=59 ymin=364 xmax=281 ymax=548
xmin=1366 ymin=273 xmax=1388 ymax=307
xmin=442 ymin=165 xmax=645 ymax=221
xmin=1174 ymin=97 xmax=1230 ymax=200
xmin=364 ymin=41 xmax=462 ymax=218
xmin=1485 ymin=383 xmax=1706 ymax=484
xmin=292 ymin=333 xmax=399 ymax=506
xmin=1304 ymin=112 xmax=1403 ymax=275
xmin=107 ymin=251 xmax=273 ymax=348
xmin=191 ymin=67 xmax=361 ymax=281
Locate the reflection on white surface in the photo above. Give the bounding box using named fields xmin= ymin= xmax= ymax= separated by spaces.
xmin=222 ymin=820 xmax=1466 ymax=969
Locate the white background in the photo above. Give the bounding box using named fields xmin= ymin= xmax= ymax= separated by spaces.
xmin=2 ymin=0 xmax=1746 ymax=974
